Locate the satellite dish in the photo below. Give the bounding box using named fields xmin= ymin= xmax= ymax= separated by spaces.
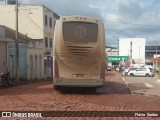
xmin=7 ymin=0 xmax=16 ymax=4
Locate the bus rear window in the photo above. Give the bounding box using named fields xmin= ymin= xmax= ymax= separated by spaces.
xmin=63 ymin=22 xmax=98 ymax=42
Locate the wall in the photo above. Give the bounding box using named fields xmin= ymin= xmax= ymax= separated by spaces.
xmin=0 ymin=5 xmax=59 ymax=78
xmin=0 ymin=42 xmax=7 ymax=82
xmin=43 ymin=6 xmax=55 ymax=54
xmin=119 ymin=38 xmax=146 ymax=67
xmin=27 ymin=40 xmax=44 ymax=80
xmin=0 ymin=26 xmax=5 ymax=38
xmin=0 ymin=5 xmax=44 ymax=39
xmin=8 ymin=43 xmax=27 ymax=80
xmin=0 ymin=5 xmax=58 ymax=52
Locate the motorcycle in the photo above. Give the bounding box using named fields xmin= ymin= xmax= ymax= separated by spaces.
xmin=1 ymin=72 xmax=14 ymax=87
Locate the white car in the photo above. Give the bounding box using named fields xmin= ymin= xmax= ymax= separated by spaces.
xmin=128 ymin=67 xmax=155 ymax=77
xmin=106 ymin=66 xmax=112 ymax=71
xmin=122 ymin=67 xmax=138 ymax=75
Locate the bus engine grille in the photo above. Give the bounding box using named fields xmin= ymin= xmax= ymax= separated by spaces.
xmin=67 ymin=46 xmax=93 ymax=56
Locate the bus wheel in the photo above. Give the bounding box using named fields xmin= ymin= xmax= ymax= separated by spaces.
xmin=54 ymin=85 xmax=59 ymax=91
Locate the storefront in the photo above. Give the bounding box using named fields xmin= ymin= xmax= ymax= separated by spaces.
xmin=150 ymin=56 xmax=160 ymax=68
xmin=107 ymin=56 xmax=130 ymax=69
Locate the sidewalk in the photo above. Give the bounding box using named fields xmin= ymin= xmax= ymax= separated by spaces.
xmin=0 ymin=78 xmax=52 ymax=88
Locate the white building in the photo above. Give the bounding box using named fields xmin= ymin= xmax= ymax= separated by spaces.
xmin=0 ymin=4 xmax=60 ymax=78
xmin=118 ymin=38 xmax=146 ymax=67
xmin=106 ymin=48 xmax=119 ymax=56
xmin=27 ymin=39 xmax=44 ymax=80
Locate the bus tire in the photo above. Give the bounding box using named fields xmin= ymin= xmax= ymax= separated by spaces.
xmin=54 ymin=85 xmax=59 ymax=91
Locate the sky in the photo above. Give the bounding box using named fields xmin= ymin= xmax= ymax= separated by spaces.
xmin=5 ymin=0 xmax=160 ymax=47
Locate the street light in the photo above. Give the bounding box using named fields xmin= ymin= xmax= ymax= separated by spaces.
xmin=117 ymin=38 xmax=119 ymax=56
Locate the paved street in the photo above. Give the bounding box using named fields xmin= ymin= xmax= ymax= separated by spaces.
xmin=124 ymin=74 xmax=160 ymax=97
xmin=0 ymin=71 xmax=160 ymax=120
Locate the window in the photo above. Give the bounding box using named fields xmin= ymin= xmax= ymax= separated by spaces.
xmin=45 ymin=15 xmax=48 ymax=26
xmin=54 ymin=21 xmax=56 ymax=29
xmin=45 ymin=37 xmax=48 ymax=48
xmin=63 ymin=22 xmax=98 ymax=42
xmin=140 ymin=68 xmax=147 ymax=71
xmin=137 ymin=68 xmax=147 ymax=71
xmin=50 ymin=38 xmax=52 ymax=48
xmin=49 ymin=17 xmax=52 ymax=28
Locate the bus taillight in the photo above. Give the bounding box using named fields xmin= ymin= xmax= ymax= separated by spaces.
xmin=54 ymin=60 xmax=59 ymax=77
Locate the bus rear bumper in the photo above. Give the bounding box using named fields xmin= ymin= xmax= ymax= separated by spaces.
xmin=53 ymin=78 xmax=104 ymax=87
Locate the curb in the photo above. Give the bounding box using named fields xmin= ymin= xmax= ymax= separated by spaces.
xmin=122 ymin=76 xmax=132 ymax=94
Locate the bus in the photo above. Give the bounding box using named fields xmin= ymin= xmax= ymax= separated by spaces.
xmin=53 ymin=16 xmax=105 ymax=90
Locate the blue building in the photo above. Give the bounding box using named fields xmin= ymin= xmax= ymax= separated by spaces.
xmin=8 ymin=43 xmax=27 ymax=80
xmin=0 ymin=25 xmax=27 ymax=82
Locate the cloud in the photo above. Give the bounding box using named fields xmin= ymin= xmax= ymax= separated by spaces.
xmin=21 ymin=0 xmax=160 ymax=46
xmin=22 ymin=0 xmax=102 ymax=18
xmin=99 ymin=0 xmax=160 ymax=46
xmin=117 ymin=1 xmax=143 ymax=20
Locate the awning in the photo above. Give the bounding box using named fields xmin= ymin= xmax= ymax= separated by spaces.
xmin=150 ymin=56 xmax=160 ymax=62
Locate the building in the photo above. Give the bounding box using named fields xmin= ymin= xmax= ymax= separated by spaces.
xmin=118 ymin=38 xmax=146 ymax=67
xmin=106 ymin=47 xmax=119 ymax=67
xmin=152 ymin=55 xmax=160 ymax=68
xmin=0 ymin=26 xmax=11 ymax=79
xmin=26 ymin=38 xmax=44 ymax=80
xmin=0 ymin=25 xmax=27 ymax=82
xmin=0 ymin=25 xmax=44 ymax=83
xmin=145 ymin=45 xmax=160 ymax=65
xmin=145 ymin=45 xmax=160 ymax=68
xmin=106 ymin=47 xmax=119 ymax=56
xmin=0 ymin=4 xmax=60 ymax=78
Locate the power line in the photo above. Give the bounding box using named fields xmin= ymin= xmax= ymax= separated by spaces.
xmin=20 ymin=10 xmax=43 ymax=31
xmin=2 ymin=3 xmax=160 ymax=28
xmin=17 ymin=6 xmax=160 ymax=28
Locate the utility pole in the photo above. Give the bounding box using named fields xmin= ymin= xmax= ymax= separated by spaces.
xmin=139 ymin=46 xmax=140 ymax=67
xmin=117 ymin=39 xmax=119 ymax=56
xmin=156 ymin=45 xmax=157 ymax=68
xmin=15 ymin=0 xmax=19 ymax=82
xmin=130 ymin=41 xmax=132 ymax=66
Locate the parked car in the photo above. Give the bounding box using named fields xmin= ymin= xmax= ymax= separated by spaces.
xmin=115 ymin=67 xmax=119 ymax=71
xmin=128 ymin=67 xmax=155 ymax=77
xmin=112 ymin=66 xmax=119 ymax=71
xmin=106 ymin=66 xmax=112 ymax=71
xmin=122 ymin=67 xmax=138 ymax=75
xmin=141 ymin=65 xmax=153 ymax=69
